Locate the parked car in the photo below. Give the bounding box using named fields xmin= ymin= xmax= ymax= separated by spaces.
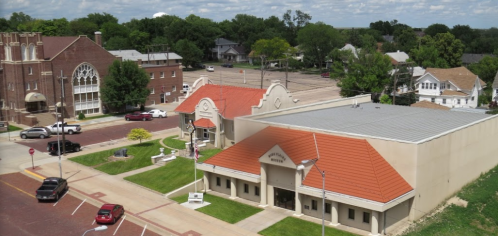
xmin=182 ymin=83 xmax=190 ymax=93
xmin=124 ymin=111 xmax=152 ymax=121
xmin=221 ymin=63 xmax=233 ymax=68
xmin=46 ymin=140 xmax=81 ymax=156
xmin=20 ymin=127 xmax=51 ymax=139
xmin=95 ymin=204 xmax=125 ymax=224
xmin=206 ymin=66 xmax=215 ymax=72
xmin=321 ymin=72 xmax=330 ymax=78
xmin=36 ymin=177 xmax=68 ymax=201
xmin=193 ymin=63 xmax=205 ymax=69
xmin=46 ymin=122 xmax=82 ymax=135
xmin=145 ymin=109 xmax=167 ymax=118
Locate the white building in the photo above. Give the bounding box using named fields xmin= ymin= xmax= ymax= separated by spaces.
xmin=416 ymin=67 xmax=485 ymax=108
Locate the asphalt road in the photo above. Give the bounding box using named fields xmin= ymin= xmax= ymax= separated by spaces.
xmin=0 ymin=172 xmax=160 ymax=236
xmin=16 ymin=116 xmax=180 ymax=153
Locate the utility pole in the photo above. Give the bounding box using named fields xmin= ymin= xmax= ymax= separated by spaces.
xmin=260 ymin=55 xmax=264 ymax=89
xmin=59 ymin=70 xmax=67 ymax=154
xmin=392 ymin=62 xmax=414 ymax=105
xmin=285 ymin=58 xmax=289 ymax=88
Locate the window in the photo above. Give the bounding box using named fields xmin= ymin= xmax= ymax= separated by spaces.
xmin=21 ymin=44 xmax=27 ymax=61
xmin=496 ymin=89 xmax=498 ymax=94
xmin=26 ymin=82 xmax=30 ymax=90
xmin=431 ymin=98 xmax=435 ymax=103
xmin=433 ymin=83 xmax=437 ymax=90
xmin=443 ymin=98 xmax=446 ymax=104
xmin=429 ymin=83 xmax=433 ymax=89
xmin=29 ymin=44 xmax=35 ymax=60
xmin=156 ymin=61 xmax=160 ymax=65
xmin=8 ymin=83 xmax=11 ymax=91
xmin=254 ymin=186 xmax=260 ymax=196
xmin=150 ymin=73 xmax=154 ymax=79
xmin=28 ymin=67 xmax=33 ymax=75
xmin=172 ymin=86 xmax=176 ymax=92
xmin=244 ymin=184 xmax=249 ymax=193
xmin=4 ymin=45 xmax=12 ymax=61
xmin=150 ymin=87 xmax=155 ymax=94
xmin=348 ymin=209 xmax=355 ymax=220
xmin=472 ymin=96 xmax=475 ymax=101
xmin=184 ymin=116 xmax=190 ymax=125
xmin=457 ymin=99 xmax=460 ymax=104
xmin=203 ymin=128 xmax=209 ymax=139
xmin=325 ymin=203 xmax=331 ymax=214
xmin=160 ymin=72 xmax=164 ymax=78
xmin=466 ymin=99 xmax=468 ymax=104
xmin=34 ymin=81 xmax=37 ymax=90
xmin=216 ymin=177 xmax=221 ymax=186
xmin=311 ymin=200 xmax=318 ymax=210
xmin=441 ymin=83 xmax=445 ymax=89
xmin=421 ymin=83 xmax=425 ymax=89
xmin=172 ymin=71 xmax=176 ymax=77
xmin=363 ymin=212 xmax=370 ymax=224
xmin=226 ymin=179 xmax=231 ymax=189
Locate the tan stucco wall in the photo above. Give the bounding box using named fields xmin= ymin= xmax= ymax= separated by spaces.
xmin=251 ymin=82 xmax=297 ymax=114
xmin=379 ymin=198 xmax=412 ymax=235
xmin=235 ymin=179 xmax=261 ymax=202
xmin=267 ymin=165 xmax=296 ymax=191
xmin=337 ymin=203 xmax=372 ymax=232
xmin=209 ymin=173 xmax=231 ymax=196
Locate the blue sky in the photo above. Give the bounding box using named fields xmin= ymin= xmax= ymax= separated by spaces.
xmin=1 ymin=0 xmax=497 ymax=29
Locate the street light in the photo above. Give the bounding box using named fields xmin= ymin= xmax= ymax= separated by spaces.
xmin=302 ymin=159 xmax=325 ymax=236
xmin=82 ymin=225 xmax=107 ymax=236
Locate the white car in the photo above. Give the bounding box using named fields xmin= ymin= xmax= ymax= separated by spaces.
xmin=206 ymin=66 xmax=214 ymax=72
xmin=146 ymin=109 xmax=167 ymax=118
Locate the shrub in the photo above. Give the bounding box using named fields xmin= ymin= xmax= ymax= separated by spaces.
xmin=78 ymin=112 xmax=86 ymax=120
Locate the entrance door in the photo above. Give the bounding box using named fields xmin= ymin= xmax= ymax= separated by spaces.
xmin=274 ymin=187 xmax=295 ymax=210
xmin=160 ymin=94 xmax=165 ymax=103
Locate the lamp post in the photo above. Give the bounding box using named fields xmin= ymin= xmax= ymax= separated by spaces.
xmin=302 ymin=159 xmax=325 ymax=236
xmin=82 ymin=225 xmax=107 ymax=236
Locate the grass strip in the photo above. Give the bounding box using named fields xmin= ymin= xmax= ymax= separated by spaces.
xmin=163 ymin=135 xmax=187 ymax=149
xmin=259 ymin=217 xmax=358 ymax=236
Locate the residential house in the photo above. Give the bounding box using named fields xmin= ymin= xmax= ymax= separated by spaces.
xmin=340 ymin=43 xmax=359 ymax=58
xmin=385 ymin=50 xmax=409 ymax=65
xmin=492 ymin=71 xmax=498 ymax=102
xmin=211 ymin=38 xmax=247 ymax=63
xmin=416 ymin=67 xmax=485 ymax=108
xmin=292 ymin=45 xmax=304 ymax=62
xmin=461 ymin=53 xmax=495 ymax=67
xmin=174 ymin=76 xmax=298 ymax=149
xmin=197 ymin=94 xmax=498 ymax=235
xmin=109 ymin=50 xmax=184 ymax=105
xmin=382 ymin=35 xmax=394 ymax=43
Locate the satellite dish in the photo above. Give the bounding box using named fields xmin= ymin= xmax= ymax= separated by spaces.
xmin=153 ymin=12 xmax=167 ymax=18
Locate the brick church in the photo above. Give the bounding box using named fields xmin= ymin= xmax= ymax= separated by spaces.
xmin=0 ymin=32 xmax=183 ymax=126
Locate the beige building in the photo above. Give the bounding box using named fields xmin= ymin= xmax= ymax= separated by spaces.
xmin=197 ymin=94 xmax=498 ymax=235
xmin=174 ymin=76 xmax=298 ymax=149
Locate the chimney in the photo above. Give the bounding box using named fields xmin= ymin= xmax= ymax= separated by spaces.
xmin=94 ymin=31 xmax=102 ymax=47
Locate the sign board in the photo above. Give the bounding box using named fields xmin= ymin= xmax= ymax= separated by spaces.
xmin=165 ymin=92 xmax=171 ymax=96
xmin=29 ymin=148 xmax=35 ymax=155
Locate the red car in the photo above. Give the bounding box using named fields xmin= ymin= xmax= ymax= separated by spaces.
xmin=95 ymin=204 xmax=124 ymax=224
xmin=321 ymin=72 xmax=330 ymax=78
xmin=124 ymin=111 xmax=152 ymax=121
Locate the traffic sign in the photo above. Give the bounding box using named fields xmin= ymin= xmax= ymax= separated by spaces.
xmin=29 ymin=148 xmax=35 ymax=155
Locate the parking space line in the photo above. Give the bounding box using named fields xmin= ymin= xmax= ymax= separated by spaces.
xmin=53 ymin=190 xmax=69 ymax=206
xmin=0 ymin=180 xmax=35 ymax=199
xmin=72 ymin=198 xmax=86 ymax=215
xmin=141 ymin=223 xmax=147 ymax=236
xmin=113 ymin=215 xmax=126 ymax=235
xmin=92 ymin=219 xmax=95 ymax=225
xmin=24 ymin=169 xmax=45 ymax=180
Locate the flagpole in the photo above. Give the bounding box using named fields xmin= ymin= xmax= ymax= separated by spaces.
xmin=194 ymin=142 xmax=197 ymax=193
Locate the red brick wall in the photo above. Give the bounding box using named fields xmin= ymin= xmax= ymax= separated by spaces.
xmin=144 ymin=64 xmax=184 ymax=105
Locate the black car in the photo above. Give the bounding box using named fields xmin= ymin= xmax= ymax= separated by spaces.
xmin=193 ymin=63 xmax=205 ymax=69
xmin=47 ymin=140 xmax=81 ymax=155
xmin=221 ymin=63 xmax=233 ymax=68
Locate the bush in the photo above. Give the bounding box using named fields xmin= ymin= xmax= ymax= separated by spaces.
xmin=78 ymin=112 xmax=86 ymax=120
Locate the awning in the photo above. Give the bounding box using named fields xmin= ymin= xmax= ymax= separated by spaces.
xmin=25 ymin=92 xmax=46 ymax=102
xmin=195 ymin=118 xmax=216 ymax=128
xmin=56 ymin=102 xmax=67 ymax=107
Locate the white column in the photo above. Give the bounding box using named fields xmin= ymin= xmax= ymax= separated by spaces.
xmin=370 ymin=210 xmax=380 ymax=236
xmin=330 ymin=201 xmax=340 ymax=226
xmin=294 ymin=168 xmax=303 ymax=216
xmin=203 ymin=172 xmax=210 ymax=191
xmin=230 ymin=177 xmax=237 ymax=199
xmin=259 ymin=163 xmax=268 ymax=207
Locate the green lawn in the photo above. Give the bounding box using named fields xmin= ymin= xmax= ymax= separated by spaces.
xmin=69 ymin=140 xmax=168 ymax=175
xmin=259 ymin=217 xmax=358 ymax=236
xmin=124 ymin=149 xmax=222 ymax=193
xmin=402 ymin=165 xmax=498 ymax=236
xmin=0 ymin=125 xmax=22 ymax=134
xmin=162 ymin=135 xmax=187 ymax=149
xmin=171 ymin=193 xmax=262 ymax=224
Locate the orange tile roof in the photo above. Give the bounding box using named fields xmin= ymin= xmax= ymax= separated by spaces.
xmin=410 ymin=101 xmax=451 ymax=110
xmin=204 ymin=126 xmax=413 ymax=203
xmin=426 ymin=67 xmax=485 ymax=91
xmin=195 ymin=118 xmax=215 ymax=128
xmin=174 ymin=84 xmax=267 ymax=119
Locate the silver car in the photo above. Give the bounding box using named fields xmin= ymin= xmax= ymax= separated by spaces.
xmin=20 ymin=127 xmax=52 ymax=139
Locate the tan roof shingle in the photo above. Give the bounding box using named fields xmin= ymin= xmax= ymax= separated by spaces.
xmin=426 ymin=67 xmax=485 ymax=91
xmin=410 ymin=101 xmax=450 ymax=110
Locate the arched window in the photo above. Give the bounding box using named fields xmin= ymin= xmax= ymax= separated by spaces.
xmin=21 ymin=44 xmax=27 ymax=61
xmin=29 ymin=44 xmax=36 ymax=60
xmin=4 ymin=45 xmax=11 ymax=61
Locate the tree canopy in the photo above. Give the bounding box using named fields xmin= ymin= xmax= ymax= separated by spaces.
xmin=297 ymin=22 xmax=342 ymax=71
xmin=127 ymin=128 xmax=152 ymax=143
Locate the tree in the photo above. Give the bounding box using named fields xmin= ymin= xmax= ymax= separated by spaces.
xmin=252 ymin=37 xmax=291 ymax=60
xmin=9 ymin=12 xmax=33 ymax=31
xmin=283 ymin=10 xmax=312 ymax=45
xmin=468 ymin=56 xmax=498 ymax=85
xmin=297 ymin=22 xmax=342 ymax=71
xmin=0 ymin=18 xmax=10 ymax=31
xmin=410 ymin=44 xmax=448 ymax=68
xmin=369 ymin=20 xmax=393 ymax=35
xmin=105 ymin=36 xmax=130 ymax=50
xmin=31 ymin=18 xmax=70 ymax=36
xmin=381 ymin=42 xmax=397 ymax=53
xmin=380 ymin=94 xmax=392 ymax=104
xmin=336 ymin=50 xmax=393 ymax=98
xmin=101 ymin=60 xmax=150 ymax=112
xmin=127 ymin=128 xmax=152 ymax=143
xmin=128 ymin=30 xmax=150 ymax=53
xmin=394 ymin=28 xmax=417 ymax=53
xmin=424 ymin=23 xmax=450 ymax=37
xmin=361 ymin=34 xmax=377 ymax=53
xmin=451 ymin=25 xmax=479 ymax=51
xmin=174 ymin=39 xmax=203 ymax=67
xmin=69 ymin=18 xmax=98 ymax=37
xmin=86 ymin=12 xmax=118 ymax=28
xmin=101 ymin=22 xmax=129 ymax=42
xmin=432 ymin=32 xmax=464 ymax=67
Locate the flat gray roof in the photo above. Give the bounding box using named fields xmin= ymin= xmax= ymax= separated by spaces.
xmin=257 ymin=103 xmax=493 ymax=143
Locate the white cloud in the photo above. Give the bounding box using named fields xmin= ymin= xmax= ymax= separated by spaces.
xmin=430 ymin=5 xmax=445 ymax=10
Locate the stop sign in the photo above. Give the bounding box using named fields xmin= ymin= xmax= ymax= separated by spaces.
xmin=29 ymin=148 xmax=35 ymax=155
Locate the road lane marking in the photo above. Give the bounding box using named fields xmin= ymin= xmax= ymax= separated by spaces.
xmin=113 ymin=215 xmax=126 ymax=235
xmin=92 ymin=219 xmax=95 ymax=225
xmin=53 ymin=190 xmax=69 ymax=206
xmin=0 ymin=180 xmax=35 ymax=199
xmin=72 ymin=198 xmax=86 ymax=215
xmin=24 ymin=169 xmax=45 ymax=180
xmin=141 ymin=223 xmax=147 ymax=236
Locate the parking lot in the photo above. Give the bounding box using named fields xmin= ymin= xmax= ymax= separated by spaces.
xmin=183 ymin=66 xmax=341 ymax=104
xmin=0 ymin=172 xmax=160 ymax=236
